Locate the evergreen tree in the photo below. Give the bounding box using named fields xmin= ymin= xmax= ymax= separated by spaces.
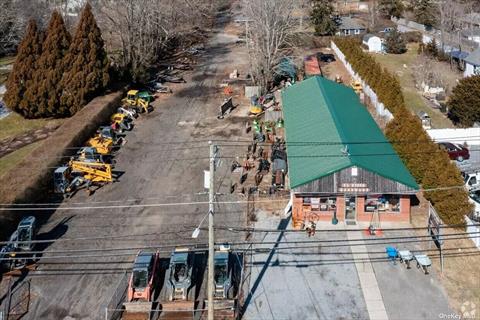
xmin=60 ymin=3 xmax=109 ymax=115
xmin=378 ymin=0 xmax=404 ymax=18
xmin=385 ymin=27 xmax=407 ymax=54
xmin=25 ymin=11 xmax=71 ymax=118
xmin=425 ymin=38 xmax=438 ymax=57
xmin=411 ymin=0 xmax=437 ymax=27
xmin=311 ymin=0 xmax=338 ymax=36
xmin=3 ymin=20 xmax=43 ymax=117
xmin=448 ymin=75 xmax=480 ymax=126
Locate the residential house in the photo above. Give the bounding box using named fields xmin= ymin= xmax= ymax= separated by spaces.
xmin=282 ymin=76 xmax=419 ymax=228
xmin=464 ymin=47 xmax=480 ymax=77
xmin=362 ymin=34 xmax=384 ymax=53
xmin=337 ymin=17 xmax=366 ymax=36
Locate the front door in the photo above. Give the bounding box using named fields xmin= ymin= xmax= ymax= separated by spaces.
xmin=345 ymin=196 xmax=356 ymax=223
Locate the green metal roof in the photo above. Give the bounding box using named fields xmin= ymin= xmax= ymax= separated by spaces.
xmin=281 ymin=76 xmax=419 ymax=190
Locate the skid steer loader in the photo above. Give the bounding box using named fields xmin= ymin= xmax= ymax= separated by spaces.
xmin=74 ymin=147 xmax=115 ymax=166
xmin=122 ymin=90 xmax=154 ymax=114
xmin=123 ymin=251 xmax=160 ymax=318
xmin=0 ymin=216 xmax=38 ymax=273
xmin=87 ymin=126 xmax=125 ymax=155
xmin=54 ymin=160 xmax=113 ymax=197
xmin=160 ymin=248 xmax=196 ymax=312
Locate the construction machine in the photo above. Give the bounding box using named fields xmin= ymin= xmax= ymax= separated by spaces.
xmin=203 ymin=245 xmax=236 ymax=319
xmin=160 ymin=248 xmax=196 ymax=312
xmin=111 ymin=112 xmax=133 ymax=132
xmin=87 ymin=126 xmax=124 ymax=155
xmin=123 ymin=251 xmax=160 ymax=318
xmin=118 ymin=106 xmax=138 ymax=119
xmin=54 ymin=160 xmax=113 ymax=197
xmin=351 ymin=79 xmax=363 ymax=94
xmin=122 ymin=90 xmax=154 ymax=113
xmin=0 ymin=216 xmax=38 ymax=273
xmin=75 ymin=147 xmax=114 ymax=165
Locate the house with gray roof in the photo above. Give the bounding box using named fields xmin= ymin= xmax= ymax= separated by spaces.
xmin=464 ymin=47 xmax=480 ymax=77
xmin=337 ymin=16 xmax=366 ymax=36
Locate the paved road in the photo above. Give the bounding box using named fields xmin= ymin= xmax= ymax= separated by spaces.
xmin=242 ymin=211 xmax=369 ymax=320
xmin=6 ymin=10 xmax=250 ymax=320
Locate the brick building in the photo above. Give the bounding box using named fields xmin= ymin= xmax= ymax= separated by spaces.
xmin=282 ymin=76 xmax=419 ymax=228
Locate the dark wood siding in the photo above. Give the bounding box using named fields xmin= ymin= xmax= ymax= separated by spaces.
xmin=294 ymin=166 xmax=416 ymax=194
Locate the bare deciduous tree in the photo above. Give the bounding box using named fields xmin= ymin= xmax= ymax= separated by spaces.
xmin=92 ymin=0 xmax=218 ymax=81
xmin=243 ymin=0 xmax=299 ymax=91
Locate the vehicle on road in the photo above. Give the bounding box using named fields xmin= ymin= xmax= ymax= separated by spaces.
xmin=438 ymin=142 xmax=470 ymax=162
xmin=464 ymin=170 xmax=480 ymax=192
xmin=469 ymin=191 xmax=480 ymax=221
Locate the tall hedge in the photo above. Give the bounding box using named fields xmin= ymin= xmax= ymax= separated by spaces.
xmin=3 ymin=20 xmax=44 ymax=118
xmin=25 ymin=11 xmax=71 ymax=118
xmin=334 ymin=37 xmax=472 ymax=225
xmin=60 ymin=3 xmax=109 ymax=116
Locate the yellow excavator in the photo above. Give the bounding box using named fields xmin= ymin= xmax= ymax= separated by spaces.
xmin=54 ymin=160 xmax=113 ymax=197
xmin=87 ymin=126 xmax=124 ymax=155
xmin=122 ymin=90 xmax=154 ymax=113
xmin=111 ymin=113 xmax=133 ymax=132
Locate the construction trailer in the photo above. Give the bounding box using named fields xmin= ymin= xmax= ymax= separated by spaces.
xmin=122 ymin=251 xmax=160 ymax=320
xmin=0 ymin=216 xmax=38 ymax=273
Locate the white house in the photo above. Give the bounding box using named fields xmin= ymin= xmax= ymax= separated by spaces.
xmin=362 ymin=34 xmax=383 ymax=52
xmin=464 ymin=47 xmax=480 ymax=77
xmin=462 ymin=29 xmax=480 ymax=45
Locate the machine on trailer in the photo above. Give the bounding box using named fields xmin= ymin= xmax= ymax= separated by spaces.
xmin=123 ymin=251 xmax=160 ymax=319
xmin=160 ymin=248 xmax=196 ymax=312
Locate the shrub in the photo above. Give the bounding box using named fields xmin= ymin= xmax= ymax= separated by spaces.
xmin=334 ymin=37 xmax=473 ymax=224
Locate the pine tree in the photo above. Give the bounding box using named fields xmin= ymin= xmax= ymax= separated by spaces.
xmin=385 ymin=27 xmax=407 ymax=54
xmin=411 ymin=0 xmax=437 ymax=27
xmin=25 ymin=11 xmax=71 ymax=118
xmin=378 ymin=0 xmax=404 ymax=18
xmin=3 ymin=20 xmax=43 ymax=117
xmin=448 ymin=75 xmax=480 ymax=126
xmin=60 ymin=3 xmax=109 ymax=115
xmin=425 ymin=38 xmax=438 ymax=57
xmin=311 ymin=0 xmax=338 ymax=36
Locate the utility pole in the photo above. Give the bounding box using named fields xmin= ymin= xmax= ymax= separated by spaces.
xmin=207 ymin=141 xmax=215 ymax=320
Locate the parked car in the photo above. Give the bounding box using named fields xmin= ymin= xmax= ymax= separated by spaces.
xmin=316 ymin=52 xmax=335 ymax=63
xmin=438 ymin=142 xmax=470 ymax=162
xmin=469 ymin=191 xmax=480 ymax=221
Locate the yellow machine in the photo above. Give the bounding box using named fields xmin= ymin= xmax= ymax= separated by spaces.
xmin=87 ymin=136 xmax=114 ymax=155
xmin=86 ymin=126 xmax=123 ymax=155
xmin=249 ymin=105 xmax=263 ymax=115
xmin=54 ymin=160 xmax=113 ymax=196
xmin=111 ymin=113 xmax=133 ymax=132
xmin=351 ymin=80 xmax=363 ymax=94
xmin=122 ymin=90 xmax=153 ymax=113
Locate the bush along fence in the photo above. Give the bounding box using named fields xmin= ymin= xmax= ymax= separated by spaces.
xmin=331 ymin=41 xmax=393 ymax=121
xmin=333 ymin=37 xmax=472 ymax=225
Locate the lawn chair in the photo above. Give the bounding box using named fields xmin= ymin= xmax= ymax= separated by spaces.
xmin=397 ymin=250 xmax=413 ymax=269
xmin=414 ymin=254 xmax=432 ymax=275
xmin=386 ymin=246 xmax=398 ymax=265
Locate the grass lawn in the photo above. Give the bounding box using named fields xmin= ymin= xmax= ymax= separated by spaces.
xmin=0 ymin=112 xmax=62 ymax=141
xmin=372 ymin=44 xmax=454 ymax=129
xmin=0 ymin=141 xmax=40 ymax=178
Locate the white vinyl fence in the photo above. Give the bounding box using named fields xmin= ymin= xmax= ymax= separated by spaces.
xmin=465 ymin=215 xmax=480 ymax=249
xmin=331 ymin=41 xmax=394 ymax=121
